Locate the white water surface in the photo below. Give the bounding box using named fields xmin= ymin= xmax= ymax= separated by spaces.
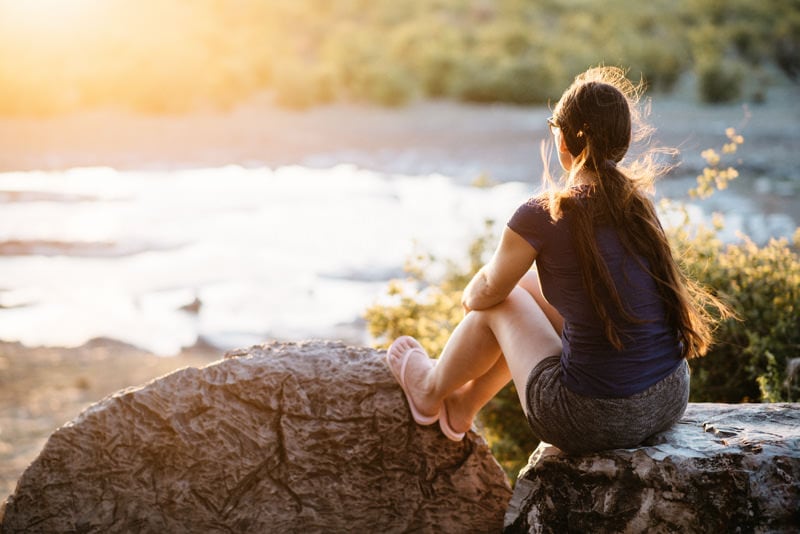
xmin=0 ymin=165 xmax=533 ymax=354
xmin=1 ymin=164 xmax=795 ymax=355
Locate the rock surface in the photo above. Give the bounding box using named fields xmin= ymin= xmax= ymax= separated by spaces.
xmin=1 ymin=341 xmax=512 ymax=533
xmin=504 ymin=403 xmax=800 ymax=533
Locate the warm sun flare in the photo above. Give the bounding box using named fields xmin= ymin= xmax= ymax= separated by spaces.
xmin=0 ymin=0 xmax=103 ymax=33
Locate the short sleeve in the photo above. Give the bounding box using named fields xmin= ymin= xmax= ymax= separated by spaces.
xmin=507 ymin=197 xmax=553 ymax=252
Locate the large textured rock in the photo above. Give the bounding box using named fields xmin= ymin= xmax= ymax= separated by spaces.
xmin=1 ymin=341 xmax=512 ymax=533
xmin=505 ymin=403 xmax=800 ymax=533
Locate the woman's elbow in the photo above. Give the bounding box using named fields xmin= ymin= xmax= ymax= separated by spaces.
xmin=464 ymin=280 xmax=509 ymax=310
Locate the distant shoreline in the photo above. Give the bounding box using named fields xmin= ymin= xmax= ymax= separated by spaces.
xmin=2 ymin=90 xmax=797 ymax=224
xmin=1 ymin=87 xmax=797 ymax=181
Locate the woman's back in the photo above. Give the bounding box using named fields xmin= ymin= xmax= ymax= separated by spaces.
xmin=508 ymin=194 xmax=683 ymax=398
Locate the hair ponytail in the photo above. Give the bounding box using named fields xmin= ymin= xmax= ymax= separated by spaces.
xmin=543 ymin=66 xmax=732 ymax=357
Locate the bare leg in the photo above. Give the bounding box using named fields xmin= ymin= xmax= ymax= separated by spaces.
xmin=408 ymin=285 xmax=562 ymax=433
xmin=439 ymin=270 xmax=563 ymax=431
xmin=518 ymin=270 xmax=564 ymax=335
xmin=393 ymin=308 xmax=502 ymax=422
xmin=443 ymin=357 xmax=511 ymax=434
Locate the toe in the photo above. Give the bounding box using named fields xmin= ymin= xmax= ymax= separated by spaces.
xmin=391 ymin=335 xmax=423 ymax=352
xmin=387 ymin=336 xmax=427 ymax=364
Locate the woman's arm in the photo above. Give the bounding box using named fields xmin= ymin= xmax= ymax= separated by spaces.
xmin=462 ymin=226 xmax=537 ymax=311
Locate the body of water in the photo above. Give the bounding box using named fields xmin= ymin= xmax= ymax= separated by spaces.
xmin=0 ymin=165 xmax=531 ymax=354
xmin=0 ymin=163 xmax=796 ymax=354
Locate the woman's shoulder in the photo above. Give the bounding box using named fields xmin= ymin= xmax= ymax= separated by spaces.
xmin=522 ymin=186 xmax=591 ymax=217
xmin=521 ymin=193 xmax=549 ymax=209
xmin=509 ymin=194 xmax=564 ymax=237
xmin=512 ymin=194 xmax=550 ymax=220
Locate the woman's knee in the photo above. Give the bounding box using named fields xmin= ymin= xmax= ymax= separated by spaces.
xmin=486 ymin=285 xmax=534 ymax=315
xmin=474 ymin=286 xmax=558 ymax=346
xmin=490 ymin=287 xmax=555 ymax=334
xmin=518 ymin=270 xmax=542 ymax=298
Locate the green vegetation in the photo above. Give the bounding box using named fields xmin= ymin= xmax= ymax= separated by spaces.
xmin=673 ymin=226 xmax=800 ymax=403
xmin=687 ymin=0 xmax=800 ymax=102
xmin=670 ymin=129 xmax=800 ymax=403
xmin=0 ymin=0 xmax=797 ymax=115
xmin=365 ymin=129 xmax=800 ymax=480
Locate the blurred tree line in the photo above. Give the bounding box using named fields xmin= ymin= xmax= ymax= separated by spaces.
xmin=0 ymin=0 xmax=797 ymax=115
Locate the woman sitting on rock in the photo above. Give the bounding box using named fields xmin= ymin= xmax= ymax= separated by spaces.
xmin=386 ymin=66 xmax=729 ymax=453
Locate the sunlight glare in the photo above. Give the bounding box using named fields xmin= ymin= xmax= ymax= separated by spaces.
xmin=0 ymin=0 xmax=103 ymax=32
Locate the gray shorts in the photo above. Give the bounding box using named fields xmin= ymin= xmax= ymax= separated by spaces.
xmin=524 ymin=356 xmax=690 ymax=454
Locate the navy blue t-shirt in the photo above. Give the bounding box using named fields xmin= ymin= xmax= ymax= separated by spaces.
xmin=507 ymin=195 xmax=683 ymax=398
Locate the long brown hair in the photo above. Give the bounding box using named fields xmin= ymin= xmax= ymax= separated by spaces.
xmin=542 ymin=66 xmax=730 ymax=358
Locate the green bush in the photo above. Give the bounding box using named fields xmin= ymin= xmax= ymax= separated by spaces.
xmin=671 ymin=227 xmax=800 ymax=402
xmin=454 ymin=55 xmax=563 ymax=106
xmin=629 ymin=40 xmax=687 ymax=93
xmin=273 ymin=63 xmax=336 ymax=110
xmin=352 ymin=62 xmax=415 ymax=107
xmin=387 ymin=19 xmax=467 ymax=98
xmin=696 ymin=58 xmax=745 ymax=103
xmin=772 ymin=6 xmax=800 ymax=81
